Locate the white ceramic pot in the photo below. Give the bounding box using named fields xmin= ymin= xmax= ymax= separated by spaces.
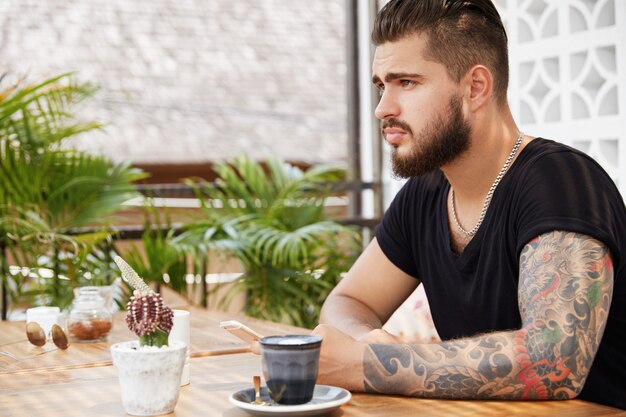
xmin=110 ymin=341 xmax=187 ymax=416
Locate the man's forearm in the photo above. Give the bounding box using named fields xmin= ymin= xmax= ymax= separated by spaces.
xmin=363 ymin=326 xmax=574 ymax=399
xmin=319 ymin=293 xmax=383 ymax=339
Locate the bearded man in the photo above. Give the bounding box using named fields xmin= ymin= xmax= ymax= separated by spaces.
xmin=313 ymin=0 xmax=626 ymax=409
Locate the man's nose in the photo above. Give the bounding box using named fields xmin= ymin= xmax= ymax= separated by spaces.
xmin=374 ymin=90 xmax=400 ymax=120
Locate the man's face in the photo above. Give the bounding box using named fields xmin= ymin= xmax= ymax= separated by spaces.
xmin=372 ymin=34 xmax=471 ymax=178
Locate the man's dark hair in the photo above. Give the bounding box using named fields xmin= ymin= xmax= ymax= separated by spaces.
xmin=372 ymin=0 xmax=509 ymax=104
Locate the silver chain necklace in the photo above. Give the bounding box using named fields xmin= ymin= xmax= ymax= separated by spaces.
xmin=450 ymin=131 xmax=525 ymax=238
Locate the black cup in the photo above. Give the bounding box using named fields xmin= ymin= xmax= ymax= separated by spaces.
xmin=260 ymin=334 xmax=323 ymax=405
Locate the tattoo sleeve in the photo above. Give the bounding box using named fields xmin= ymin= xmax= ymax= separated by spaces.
xmin=363 ymin=231 xmax=613 ymax=399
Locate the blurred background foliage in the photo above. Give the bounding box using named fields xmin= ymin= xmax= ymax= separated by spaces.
xmin=176 ymin=156 xmax=361 ymax=328
xmin=0 ymin=73 xmax=360 ymax=328
xmin=0 ymin=73 xmax=146 ymax=310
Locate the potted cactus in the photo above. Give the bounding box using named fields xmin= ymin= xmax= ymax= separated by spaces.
xmin=110 ymin=256 xmax=187 ymax=416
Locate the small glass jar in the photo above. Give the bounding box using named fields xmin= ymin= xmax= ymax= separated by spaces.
xmin=68 ymin=287 xmax=113 ymax=342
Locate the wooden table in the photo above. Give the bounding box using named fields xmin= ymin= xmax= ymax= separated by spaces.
xmin=1 ymin=353 xmax=624 ymax=417
xmin=1 ymin=311 xmax=625 ymax=417
xmin=0 ymin=307 xmax=304 ymax=374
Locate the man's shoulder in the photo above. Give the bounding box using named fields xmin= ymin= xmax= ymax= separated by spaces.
xmin=518 ymin=137 xmax=613 ymax=181
xmin=522 ymin=137 xmax=589 ymax=161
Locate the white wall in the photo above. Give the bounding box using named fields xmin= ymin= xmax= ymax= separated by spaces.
xmin=379 ymin=0 xmax=626 ymax=207
xmin=499 ymin=0 xmax=626 ymax=196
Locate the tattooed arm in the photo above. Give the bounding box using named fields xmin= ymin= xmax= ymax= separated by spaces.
xmin=314 ymin=231 xmax=613 ymax=399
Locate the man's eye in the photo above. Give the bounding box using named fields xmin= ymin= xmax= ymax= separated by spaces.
xmin=400 ymin=80 xmax=415 ymax=87
xmin=376 ymin=85 xmax=385 ymax=96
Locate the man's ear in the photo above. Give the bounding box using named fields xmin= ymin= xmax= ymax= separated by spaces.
xmin=465 ymin=65 xmax=493 ymax=111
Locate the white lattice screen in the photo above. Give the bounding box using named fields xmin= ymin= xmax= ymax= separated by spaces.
xmin=379 ymin=0 xmax=626 ymax=207
xmin=496 ymin=0 xmax=626 ymax=196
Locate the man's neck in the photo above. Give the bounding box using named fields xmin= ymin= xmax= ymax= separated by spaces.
xmin=442 ymin=114 xmax=523 ymax=204
xmin=441 ymin=110 xmax=530 ymax=246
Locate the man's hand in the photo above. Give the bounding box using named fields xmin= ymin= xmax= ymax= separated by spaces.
xmin=312 ymin=324 xmax=367 ymax=391
xmin=253 ymin=326 xmax=407 ymax=389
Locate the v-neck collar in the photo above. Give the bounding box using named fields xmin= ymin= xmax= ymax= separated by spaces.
xmin=440 ymin=180 xmax=483 ymax=269
xmin=439 ymin=138 xmax=541 ymax=270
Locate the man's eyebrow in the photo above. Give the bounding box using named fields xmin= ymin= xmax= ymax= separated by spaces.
xmin=372 ymin=72 xmax=424 ymax=84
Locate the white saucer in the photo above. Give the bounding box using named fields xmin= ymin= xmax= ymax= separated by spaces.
xmin=229 ymin=384 xmax=351 ymax=417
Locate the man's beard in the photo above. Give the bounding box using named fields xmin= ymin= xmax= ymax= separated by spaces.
xmin=387 ymin=95 xmax=471 ymax=178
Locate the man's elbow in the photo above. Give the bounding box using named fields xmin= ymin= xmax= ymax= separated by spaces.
xmin=318 ymin=291 xmax=340 ymax=324
xmin=556 ymin=368 xmax=587 ymax=400
xmin=543 ymin=379 xmax=585 ymax=400
xmin=517 ymin=352 xmax=589 ymax=400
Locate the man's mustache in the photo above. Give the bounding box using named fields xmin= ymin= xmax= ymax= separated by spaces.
xmin=381 ymin=118 xmax=413 ymax=136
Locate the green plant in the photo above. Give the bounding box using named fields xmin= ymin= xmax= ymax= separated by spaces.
xmin=176 ymin=155 xmax=361 ymax=328
xmin=0 ymin=73 xmax=146 ymax=311
xmin=115 ymin=204 xmax=187 ymax=302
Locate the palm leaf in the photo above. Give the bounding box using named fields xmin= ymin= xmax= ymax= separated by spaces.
xmin=182 ymin=154 xmax=359 ymax=327
xmin=0 ymin=73 xmax=101 ymax=150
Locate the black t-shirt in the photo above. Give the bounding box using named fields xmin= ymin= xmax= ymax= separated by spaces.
xmin=376 ymin=138 xmax=626 ymax=409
